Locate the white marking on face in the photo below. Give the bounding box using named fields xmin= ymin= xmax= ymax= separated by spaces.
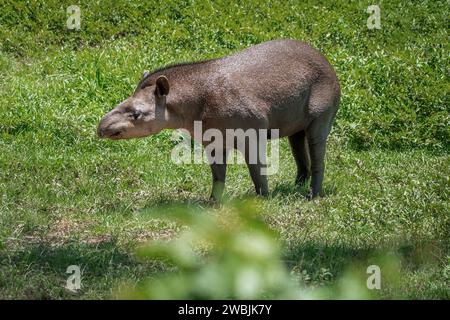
xmin=134 ymin=100 xmax=155 ymax=121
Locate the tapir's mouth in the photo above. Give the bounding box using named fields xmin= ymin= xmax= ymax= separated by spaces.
xmin=97 ymin=118 xmax=151 ymax=140
xmin=97 ymin=123 xmax=123 ymax=139
xmin=97 ymin=116 xmax=128 ymax=139
xmin=109 ymin=131 xmax=122 ymax=138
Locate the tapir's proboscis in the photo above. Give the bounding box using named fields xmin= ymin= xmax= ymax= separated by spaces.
xmin=97 ymin=39 xmax=340 ymax=200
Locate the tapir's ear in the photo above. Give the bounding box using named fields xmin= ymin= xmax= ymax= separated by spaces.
xmin=142 ymin=70 xmax=150 ymax=79
xmin=155 ymin=75 xmax=170 ymax=97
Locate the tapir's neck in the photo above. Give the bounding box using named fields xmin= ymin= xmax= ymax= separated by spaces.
xmin=163 ymin=73 xmax=210 ymax=134
xmin=163 ymin=107 xmax=185 ymax=130
xmin=148 ymin=59 xmax=216 ymax=134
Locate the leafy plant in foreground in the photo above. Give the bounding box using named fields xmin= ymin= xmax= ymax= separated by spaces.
xmin=120 ymin=200 xmax=388 ymax=299
xmin=121 ymin=201 xmax=299 ymax=299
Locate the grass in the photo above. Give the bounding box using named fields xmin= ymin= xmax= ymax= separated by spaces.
xmin=0 ymin=0 xmax=449 ymax=299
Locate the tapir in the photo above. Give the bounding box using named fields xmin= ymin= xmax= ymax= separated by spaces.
xmin=97 ymin=39 xmax=340 ymax=200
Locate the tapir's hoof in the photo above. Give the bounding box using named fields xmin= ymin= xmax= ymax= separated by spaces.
xmin=254 ymin=192 xmax=269 ymax=199
xmin=306 ymin=190 xmax=321 ymax=201
xmin=209 ymin=194 xmax=224 ymax=205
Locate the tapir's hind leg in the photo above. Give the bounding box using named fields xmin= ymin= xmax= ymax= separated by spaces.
xmin=306 ymin=124 xmax=327 ymax=199
xmin=306 ymin=82 xmax=340 ymax=199
xmin=288 ymin=130 xmax=311 ymax=186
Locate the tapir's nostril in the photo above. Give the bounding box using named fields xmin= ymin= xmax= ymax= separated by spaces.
xmin=97 ymin=125 xmax=104 ymax=138
xmin=97 ymin=118 xmax=107 ymax=138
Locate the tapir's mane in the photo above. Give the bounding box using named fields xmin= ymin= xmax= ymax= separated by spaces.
xmin=136 ymin=58 xmax=218 ymax=91
xmin=151 ymin=59 xmax=217 ymax=75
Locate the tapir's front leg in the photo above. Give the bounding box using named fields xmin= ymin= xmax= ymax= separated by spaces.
xmin=243 ymin=139 xmax=269 ymax=196
xmin=208 ymin=149 xmax=229 ymax=201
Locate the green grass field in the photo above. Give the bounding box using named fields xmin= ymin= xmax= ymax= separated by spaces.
xmin=0 ymin=0 xmax=449 ymax=299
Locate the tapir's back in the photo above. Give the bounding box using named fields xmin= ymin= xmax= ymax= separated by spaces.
xmin=218 ymin=40 xmax=336 ymax=89
xmin=211 ymin=39 xmax=340 ymax=136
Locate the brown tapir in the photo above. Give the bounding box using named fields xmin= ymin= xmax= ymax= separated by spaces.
xmin=97 ymin=39 xmax=340 ymax=200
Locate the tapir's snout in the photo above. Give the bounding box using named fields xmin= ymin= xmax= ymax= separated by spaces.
xmin=97 ymin=110 xmax=126 ymax=139
xmin=97 ymin=113 xmax=111 ymax=139
xmin=97 ymin=119 xmax=109 ymax=139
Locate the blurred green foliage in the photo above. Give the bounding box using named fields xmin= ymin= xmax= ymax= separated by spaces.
xmin=121 ymin=201 xmax=300 ymax=299
xmin=121 ymin=201 xmax=409 ymax=299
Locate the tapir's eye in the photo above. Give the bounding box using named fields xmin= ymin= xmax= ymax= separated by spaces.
xmin=131 ymin=110 xmax=142 ymax=120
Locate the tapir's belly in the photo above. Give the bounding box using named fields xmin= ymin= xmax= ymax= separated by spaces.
xmin=267 ymin=92 xmax=312 ymax=137
xmin=201 ymin=79 xmax=314 ymax=138
xmin=202 ymin=99 xmax=312 ymax=139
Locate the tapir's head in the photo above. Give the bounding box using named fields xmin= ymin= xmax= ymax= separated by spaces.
xmin=97 ymin=72 xmax=170 ymax=140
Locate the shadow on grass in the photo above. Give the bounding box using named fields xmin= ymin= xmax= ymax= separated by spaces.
xmin=1 ymin=234 xmax=446 ymax=299
xmin=282 ymin=241 xmax=374 ymax=274
xmin=269 ymin=181 xmax=338 ymax=198
xmin=139 ymin=180 xmax=339 ymax=211
xmin=0 ymin=240 xmax=163 ymax=299
xmin=141 ymin=194 xmax=214 ymax=210
xmin=281 ymin=239 xmax=448 ymax=291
